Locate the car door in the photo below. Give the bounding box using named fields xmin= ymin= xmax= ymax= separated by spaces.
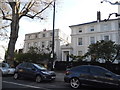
xmin=76 ymin=66 xmax=92 ymax=85
xmin=25 ymin=63 xmax=37 ymax=78
xmin=17 ymin=63 xmax=28 ymax=77
xmin=89 ymin=66 xmax=119 ymax=87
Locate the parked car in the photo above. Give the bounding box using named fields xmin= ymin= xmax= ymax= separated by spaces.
xmin=0 ymin=62 xmax=15 ymax=75
xmin=14 ymin=62 xmax=56 ymax=83
xmin=64 ymin=65 xmax=120 ymax=89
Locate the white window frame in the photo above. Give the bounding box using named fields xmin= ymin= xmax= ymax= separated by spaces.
xmin=104 ymin=24 xmax=108 ymax=31
xmin=90 ymin=37 xmax=95 ymax=44
xmin=78 ymin=38 xmax=82 ymax=45
xmin=42 ymin=33 xmax=45 ymax=37
xmin=78 ymin=28 xmax=82 ymax=33
xmin=104 ymin=35 xmax=109 ymax=41
xmin=42 ymin=41 xmax=45 ymax=48
xmin=78 ymin=51 xmax=83 ymax=56
xmin=34 ymin=42 xmax=38 ymax=47
xmin=90 ymin=26 xmax=94 ymax=31
xmin=35 ymin=34 xmax=38 ymax=38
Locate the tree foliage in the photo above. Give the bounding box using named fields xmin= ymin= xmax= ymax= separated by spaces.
xmin=15 ymin=46 xmax=52 ymax=63
xmin=69 ymin=54 xmax=85 ymax=62
xmin=86 ymin=40 xmax=120 ymax=63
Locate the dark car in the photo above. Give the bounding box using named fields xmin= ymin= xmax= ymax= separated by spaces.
xmin=14 ymin=62 xmax=56 ymax=83
xmin=64 ymin=65 xmax=120 ymax=89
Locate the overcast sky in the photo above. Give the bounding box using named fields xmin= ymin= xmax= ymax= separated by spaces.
xmin=0 ymin=0 xmax=118 ymax=61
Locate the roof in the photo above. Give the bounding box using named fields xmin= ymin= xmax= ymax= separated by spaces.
xmin=69 ymin=18 xmax=120 ymax=27
xmin=25 ymin=29 xmax=59 ymax=36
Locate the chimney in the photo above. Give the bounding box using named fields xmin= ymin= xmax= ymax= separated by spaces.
xmin=97 ymin=11 xmax=101 ymax=22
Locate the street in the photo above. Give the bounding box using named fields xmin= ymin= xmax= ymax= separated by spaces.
xmin=1 ymin=72 xmax=111 ymax=90
xmin=2 ymin=72 xmax=70 ymax=90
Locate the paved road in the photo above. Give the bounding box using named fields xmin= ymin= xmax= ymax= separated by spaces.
xmin=1 ymin=72 xmax=72 ymax=90
xmin=1 ymin=72 xmax=107 ymax=90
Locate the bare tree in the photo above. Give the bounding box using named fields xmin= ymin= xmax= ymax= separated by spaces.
xmin=101 ymin=0 xmax=120 ymax=5
xmin=0 ymin=0 xmax=54 ymax=66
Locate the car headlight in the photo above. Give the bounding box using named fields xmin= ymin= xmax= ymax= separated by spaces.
xmin=41 ymin=71 xmax=50 ymax=75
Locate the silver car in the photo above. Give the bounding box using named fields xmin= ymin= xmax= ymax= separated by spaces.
xmin=0 ymin=63 xmax=15 ymax=75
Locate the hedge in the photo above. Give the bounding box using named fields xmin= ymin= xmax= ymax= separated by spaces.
xmin=54 ymin=61 xmax=120 ymax=75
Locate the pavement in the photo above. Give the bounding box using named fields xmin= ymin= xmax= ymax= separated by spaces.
xmin=54 ymin=71 xmax=65 ymax=82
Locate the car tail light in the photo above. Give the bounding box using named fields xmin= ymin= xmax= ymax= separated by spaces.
xmin=65 ymin=70 xmax=71 ymax=75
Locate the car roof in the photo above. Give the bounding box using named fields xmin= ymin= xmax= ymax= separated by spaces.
xmin=71 ymin=65 xmax=104 ymax=69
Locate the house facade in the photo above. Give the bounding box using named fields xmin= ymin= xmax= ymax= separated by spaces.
xmin=23 ymin=12 xmax=120 ymax=62
xmin=23 ymin=29 xmax=69 ymax=61
xmin=61 ymin=18 xmax=120 ymax=61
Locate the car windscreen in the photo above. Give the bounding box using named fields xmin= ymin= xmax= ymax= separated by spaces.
xmin=33 ymin=64 xmax=47 ymax=70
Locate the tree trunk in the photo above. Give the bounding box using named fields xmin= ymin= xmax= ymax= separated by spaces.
xmin=6 ymin=14 xmax=19 ymax=67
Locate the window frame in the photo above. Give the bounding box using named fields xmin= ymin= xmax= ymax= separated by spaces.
xmin=78 ymin=38 xmax=83 ymax=45
xmin=90 ymin=37 xmax=95 ymax=44
xmin=90 ymin=26 xmax=94 ymax=31
xmin=42 ymin=33 xmax=46 ymax=37
xmin=104 ymin=35 xmax=109 ymax=41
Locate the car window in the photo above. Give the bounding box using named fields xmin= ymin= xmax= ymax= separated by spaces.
xmin=19 ymin=63 xmax=27 ymax=68
xmin=90 ymin=67 xmax=108 ymax=76
xmin=26 ymin=63 xmax=35 ymax=69
xmin=72 ymin=66 xmax=89 ymax=73
xmin=34 ymin=64 xmax=46 ymax=70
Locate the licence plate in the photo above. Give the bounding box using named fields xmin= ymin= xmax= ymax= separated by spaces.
xmin=51 ymin=76 xmax=55 ymax=79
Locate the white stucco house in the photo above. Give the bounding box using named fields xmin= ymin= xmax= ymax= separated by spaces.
xmin=23 ymin=29 xmax=70 ymax=61
xmin=23 ymin=11 xmax=120 ymax=63
xmin=61 ymin=12 xmax=120 ymax=62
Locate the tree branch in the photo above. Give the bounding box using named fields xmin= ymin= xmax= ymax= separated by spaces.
xmin=0 ymin=24 xmax=10 ymax=30
xmin=8 ymin=0 xmax=16 ymax=9
xmin=0 ymin=8 xmax=12 ymax=21
xmin=19 ymin=1 xmax=53 ymax=19
xmin=101 ymin=0 xmax=120 ymax=5
xmin=26 ymin=0 xmax=35 ymax=10
xmin=31 ymin=1 xmax=53 ymax=18
xmin=104 ymin=13 xmax=118 ymax=22
xmin=19 ymin=1 xmax=35 ymax=19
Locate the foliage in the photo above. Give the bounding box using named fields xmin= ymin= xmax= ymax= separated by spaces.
xmin=14 ymin=46 xmax=56 ymax=64
xmin=86 ymin=40 xmax=120 ymax=63
xmin=69 ymin=54 xmax=86 ymax=62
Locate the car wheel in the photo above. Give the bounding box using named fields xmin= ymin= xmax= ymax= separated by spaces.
xmin=70 ymin=78 xmax=81 ymax=89
xmin=36 ymin=75 xmax=42 ymax=83
xmin=14 ymin=73 xmax=19 ymax=79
